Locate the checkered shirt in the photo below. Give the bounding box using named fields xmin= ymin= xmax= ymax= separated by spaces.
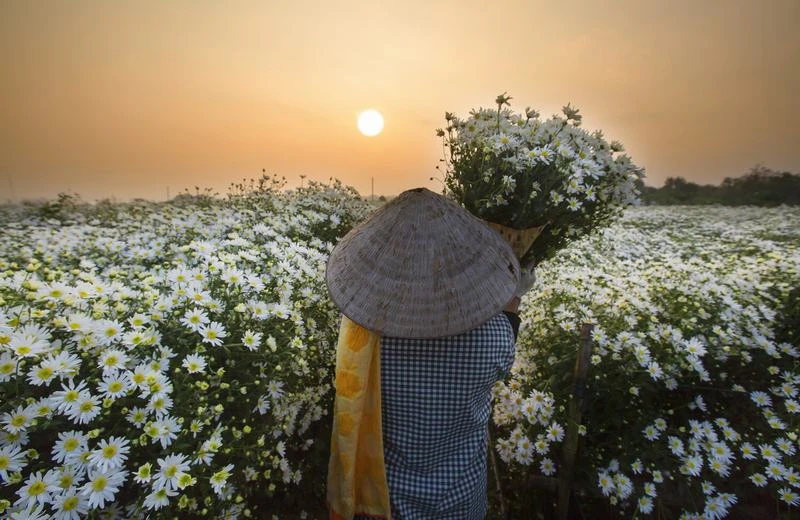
xmin=375 ymin=313 xmax=516 ymax=520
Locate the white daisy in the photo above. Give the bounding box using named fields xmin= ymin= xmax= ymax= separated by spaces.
xmin=180 ymin=308 xmax=210 ymax=332
xmin=0 ymin=352 xmax=18 ymax=382
xmin=14 ymin=470 xmax=59 ymax=510
xmin=0 ymin=443 xmax=27 ymax=480
xmin=97 ymin=371 xmax=132 ymax=399
xmin=199 ymin=321 xmax=227 ymax=346
xmin=51 ymin=488 xmax=89 ymax=520
xmin=181 ymin=354 xmax=207 ymax=374
xmin=126 ymin=406 xmax=148 ymax=427
xmin=242 ymin=330 xmax=263 ymax=351
xmin=2 ymin=405 xmax=35 ymax=434
xmin=98 ymin=348 xmax=129 ymax=373
xmin=88 ymin=436 xmax=130 ymax=472
xmin=210 ymin=463 xmax=234 ymax=495
xmin=143 ymin=486 xmax=177 ymax=510
xmin=52 ymin=430 xmax=89 ymax=464
xmin=154 ymin=453 xmax=191 ymax=491
xmin=65 ymin=394 xmax=102 ymax=425
xmin=79 ymin=469 xmax=127 ymax=509
xmin=51 ymin=380 xmax=90 ymax=413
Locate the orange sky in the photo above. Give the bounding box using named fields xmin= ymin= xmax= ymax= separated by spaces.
xmin=2 ymin=0 xmax=799 ymax=201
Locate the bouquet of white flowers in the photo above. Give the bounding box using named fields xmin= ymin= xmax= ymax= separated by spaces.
xmin=438 ymin=93 xmax=644 ymax=265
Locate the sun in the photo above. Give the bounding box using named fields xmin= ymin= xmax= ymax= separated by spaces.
xmin=357 ymin=109 xmax=384 ymax=136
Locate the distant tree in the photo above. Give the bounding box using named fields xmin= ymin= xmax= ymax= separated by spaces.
xmin=641 ymin=165 xmax=800 ymax=206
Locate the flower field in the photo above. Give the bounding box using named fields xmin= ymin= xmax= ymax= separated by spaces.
xmin=1 ymin=184 xmax=799 ymax=518
xmin=496 ymin=205 xmax=800 ymax=518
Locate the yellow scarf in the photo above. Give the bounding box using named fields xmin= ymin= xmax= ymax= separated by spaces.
xmin=327 ymin=317 xmax=392 ymax=519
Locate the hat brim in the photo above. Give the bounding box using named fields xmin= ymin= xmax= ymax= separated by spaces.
xmin=326 ymin=188 xmax=520 ymax=339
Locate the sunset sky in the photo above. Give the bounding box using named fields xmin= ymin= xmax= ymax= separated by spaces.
xmin=2 ymin=0 xmax=799 ymax=201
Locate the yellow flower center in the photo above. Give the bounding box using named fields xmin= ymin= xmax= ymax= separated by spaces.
xmin=92 ymin=476 xmax=108 ymax=491
xmin=65 ymin=390 xmax=79 ymax=403
xmin=37 ymin=367 xmax=53 ymax=380
xmin=11 ymin=415 xmax=26 ymax=427
xmin=60 ymin=474 xmax=74 ymax=488
xmin=62 ymin=496 xmax=78 ymax=510
xmin=16 ymin=345 xmax=31 ymax=356
xmin=165 ymin=465 xmax=178 ymax=478
xmin=80 ymin=401 xmax=94 ymax=413
xmin=0 ymin=455 xmax=8 ymax=469
xmin=104 ymin=356 xmax=118 ymax=366
xmin=109 ymin=381 xmax=123 ymax=393
xmin=28 ymin=480 xmax=46 ymax=496
xmin=102 ymin=445 xmax=118 ymax=459
xmin=0 ymin=362 xmax=14 ymax=374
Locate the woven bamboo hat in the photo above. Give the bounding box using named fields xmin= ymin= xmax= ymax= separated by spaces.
xmin=326 ymin=188 xmax=520 ymax=339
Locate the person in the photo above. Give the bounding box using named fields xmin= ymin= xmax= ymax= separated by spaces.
xmin=326 ymin=188 xmax=536 ymax=520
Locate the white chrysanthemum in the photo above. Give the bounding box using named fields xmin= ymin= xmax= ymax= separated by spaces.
xmin=182 ymin=354 xmax=207 ymax=374
xmin=154 ymin=453 xmax=191 ymax=491
xmin=51 ymin=488 xmax=90 ymax=520
xmin=2 ymin=405 xmax=35 ymax=434
xmin=9 ymin=333 xmax=49 ymax=359
xmin=210 ymin=463 xmax=234 ymax=495
xmin=65 ymin=394 xmax=101 ymax=425
xmin=97 ymin=371 xmax=132 ymax=399
xmin=14 ymin=470 xmax=59 ymax=510
xmin=80 ymin=469 xmax=127 ymax=509
xmin=242 ymin=330 xmax=263 ymax=351
xmin=143 ymin=486 xmax=177 ymax=510
xmin=540 ymin=457 xmax=555 ymax=476
xmin=45 ymin=350 xmax=81 ymax=378
xmin=98 ymin=348 xmax=129 ymax=373
xmin=88 ymin=436 xmax=130 ymax=472
xmin=26 ymin=360 xmax=58 ymax=386
xmin=52 ymin=430 xmax=89 ymax=464
xmin=180 ymin=308 xmax=210 ymax=332
xmin=199 ymin=321 xmax=227 ymax=346
xmin=0 ymin=352 xmax=18 ymax=382
xmin=0 ymin=443 xmax=27 ymax=480
xmin=545 ymin=422 xmax=565 ymax=443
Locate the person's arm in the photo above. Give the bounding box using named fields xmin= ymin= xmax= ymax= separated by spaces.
xmin=504 ymin=296 xmax=521 ymax=314
xmin=503 ymin=296 xmax=521 ymax=340
xmin=502 ymin=264 xmax=535 ymax=340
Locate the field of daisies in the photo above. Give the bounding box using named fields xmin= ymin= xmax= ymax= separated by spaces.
xmin=1 ymin=182 xmax=799 ymax=519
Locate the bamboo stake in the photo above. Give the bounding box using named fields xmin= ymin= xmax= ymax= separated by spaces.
xmin=557 ymin=323 xmax=594 ymax=520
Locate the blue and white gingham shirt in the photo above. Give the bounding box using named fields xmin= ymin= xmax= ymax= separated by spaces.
xmin=374 ymin=313 xmax=517 ymax=520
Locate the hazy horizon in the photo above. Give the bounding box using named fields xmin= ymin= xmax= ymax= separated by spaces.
xmin=2 ymin=0 xmax=799 ymax=202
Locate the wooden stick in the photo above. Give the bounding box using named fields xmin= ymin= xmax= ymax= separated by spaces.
xmin=557 ymin=323 xmax=594 ymax=520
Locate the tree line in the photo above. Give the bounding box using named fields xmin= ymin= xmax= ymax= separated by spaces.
xmin=640 ymin=165 xmax=800 ymax=206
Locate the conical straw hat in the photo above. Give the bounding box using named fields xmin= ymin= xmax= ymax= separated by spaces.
xmin=326 ymin=188 xmax=521 ymax=339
